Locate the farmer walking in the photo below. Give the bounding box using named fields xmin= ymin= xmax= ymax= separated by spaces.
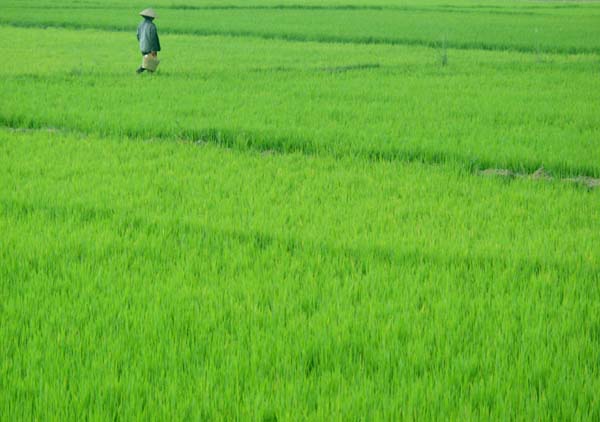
xmin=136 ymin=8 xmax=161 ymax=73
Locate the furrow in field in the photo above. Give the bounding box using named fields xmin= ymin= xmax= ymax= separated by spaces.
xmin=2 ymin=119 xmax=598 ymax=181
xmin=5 ymin=1 xmax=598 ymax=14
xmin=168 ymin=4 xmax=548 ymax=16
xmin=0 ymin=21 xmax=497 ymax=53
xmin=0 ymin=121 xmax=481 ymax=172
xmin=0 ymin=14 xmax=600 ymax=54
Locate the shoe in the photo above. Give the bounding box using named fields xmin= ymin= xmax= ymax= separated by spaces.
xmin=136 ymin=67 xmax=145 ymax=74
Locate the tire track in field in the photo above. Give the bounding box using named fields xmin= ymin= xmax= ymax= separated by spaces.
xmin=2 ymin=196 xmax=594 ymax=278
xmin=0 ymin=20 xmax=597 ymax=55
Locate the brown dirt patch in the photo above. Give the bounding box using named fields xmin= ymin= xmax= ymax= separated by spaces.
xmin=479 ymin=167 xmax=599 ymax=189
xmin=530 ymin=167 xmax=552 ymax=180
xmin=565 ymin=177 xmax=600 ymax=189
xmin=478 ymin=168 xmax=516 ymax=177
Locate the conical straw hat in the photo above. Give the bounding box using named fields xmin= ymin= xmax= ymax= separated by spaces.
xmin=139 ymin=8 xmax=157 ymax=18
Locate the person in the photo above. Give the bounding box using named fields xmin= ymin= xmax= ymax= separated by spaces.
xmin=136 ymin=8 xmax=161 ymax=73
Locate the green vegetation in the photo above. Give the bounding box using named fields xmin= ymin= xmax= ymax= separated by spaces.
xmin=1 ymin=0 xmax=599 ymax=419
xmin=1 ymin=25 xmax=599 ymax=176
xmin=3 ymin=1 xmax=600 ymax=53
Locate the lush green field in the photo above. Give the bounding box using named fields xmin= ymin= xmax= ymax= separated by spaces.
xmin=1 ymin=0 xmax=599 ymax=420
xmin=2 ymin=25 xmax=599 ymax=176
xmin=4 ymin=0 xmax=600 ymax=53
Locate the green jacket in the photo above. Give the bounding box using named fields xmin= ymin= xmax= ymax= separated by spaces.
xmin=137 ymin=18 xmax=161 ymax=53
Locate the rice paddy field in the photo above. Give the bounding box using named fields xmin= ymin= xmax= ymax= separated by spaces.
xmin=1 ymin=0 xmax=600 ymax=420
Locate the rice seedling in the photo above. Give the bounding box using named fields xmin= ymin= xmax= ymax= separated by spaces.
xmin=1 ymin=1 xmax=599 ymax=419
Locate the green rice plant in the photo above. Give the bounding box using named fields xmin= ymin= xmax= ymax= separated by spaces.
xmin=2 ymin=1 xmax=600 ymax=54
xmin=0 ymin=25 xmax=598 ymax=177
xmin=1 ymin=1 xmax=599 ymax=419
xmin=1 ymin=129 xmax=599 ymax=419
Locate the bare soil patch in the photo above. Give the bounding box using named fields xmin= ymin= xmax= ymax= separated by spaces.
xmin=479 ymin=167 xmax=600 ymax=189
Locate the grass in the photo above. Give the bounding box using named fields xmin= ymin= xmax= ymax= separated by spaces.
xmin=1 ymin=26 xmax=599 ymax=177
xmin=2 ymin=2 xmax=600 ymax=54
xmin=2 ymin=128 xmax=599 ymax=419
xmin=1 ymin=0 xmax=600 ymax=419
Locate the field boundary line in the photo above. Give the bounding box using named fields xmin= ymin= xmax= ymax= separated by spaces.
xmin=0 ymin=21 xmax=597 ymax=55
xmin=167 ymin=4 xmax=554 ymax=16
xmin=2 ymin=123 xmax=599 ymax=185
xmin=6 ymin=2 xmax=599 ymax=15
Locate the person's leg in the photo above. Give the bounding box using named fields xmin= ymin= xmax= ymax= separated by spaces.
xmin=137 ymin=52 xmax=150 ymax=73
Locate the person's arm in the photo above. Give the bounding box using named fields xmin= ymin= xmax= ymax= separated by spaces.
xmin=149 ymin=25 xmax=161 ymax=53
